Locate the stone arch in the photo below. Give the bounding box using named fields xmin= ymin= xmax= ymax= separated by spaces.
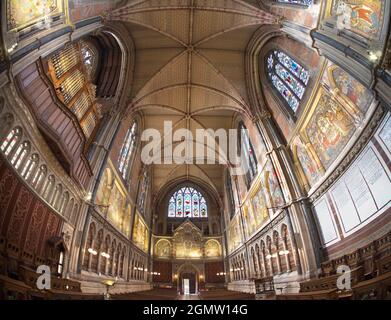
xmin=83 ymin=222 xmax=96 ymax=270
xmin=92 ymin=229 xmax=103 ymax=273
xmin=177 ymin=263 xmax=201 ymax=294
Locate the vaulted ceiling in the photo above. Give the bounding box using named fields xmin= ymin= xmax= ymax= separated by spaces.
xmin=108 ymin=0 xmax=277 ymax=202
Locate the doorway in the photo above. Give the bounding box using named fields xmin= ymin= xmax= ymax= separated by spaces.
xmin=180 ymin=272 xmax=197 ymax=294
xmin=183 ymin=279 xmax=190 ymax=295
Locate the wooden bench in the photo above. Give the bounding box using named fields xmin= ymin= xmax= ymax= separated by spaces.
xmin=300 ymin=267 xmax=363 ymax=292
xmin=277 ymin=289 xmax=340 ymax=300
xmin=254 ymin=276 xmax=275 ymax=294
xmin=352 ymin=271 xmax=391 ymax=300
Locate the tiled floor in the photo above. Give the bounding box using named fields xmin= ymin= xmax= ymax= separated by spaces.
xmin=113 ymin=289 xmax=254 ymax=300
xmin=177 ymin=294 xmax=201 ymax=300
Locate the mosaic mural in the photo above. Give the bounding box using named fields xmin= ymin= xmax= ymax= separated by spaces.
xmin=242 ymin=204 xmax=257 ymax=238
xmin=6 ymin=0 xmax=62 ymax=30
xmin=263 ymin=160 xmax=286 ymax=209
xmin=154 ymin=239 xmax=171 ymax=258
xmin=95 ymin=167 xmax=111 ymax=205
xmin=292 ymin=136 xmax=321 ymax=188
xmin=241 ymin=180 xmax=270 ymax=239
xmin=329 ymin=66 xmax=373 ymax=113
xmin=228 ymin=214 xmax=242 ymax=253
xmin=95 ymin=165 xmax=132 ymax=238
xmin=204 ymin=239 xmax=221 ymax=257
xmin=291 ymin=61 xmax=376 ymax=189
xmin=251 ymin=188 xmax=268 ymax=226
xmin=304 ymin=90 xmax=355 ymax=169
xmin=333 ymin=0 xmax=384 ymax=39
xmin=133 ymin=211 xmax=149 ymax=252
xmin=240 ymin=159 xmax=286 ymax=239
xmin=107 ymin=182 xmax=131 ymax=237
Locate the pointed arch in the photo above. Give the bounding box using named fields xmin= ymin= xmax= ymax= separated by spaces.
xmin=118 ymin=120 xmax=138 ymax=181
xmin=238 ymin=121 xmax=258 ymax=187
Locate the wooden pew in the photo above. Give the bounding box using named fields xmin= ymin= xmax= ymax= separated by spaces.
xmin=277 ymin=289 xmax=340 ymax=300
xmin=300 ymin=267 xmax=363 ymax=293
xmin=352 ymin=271 xmax=391 ymax=300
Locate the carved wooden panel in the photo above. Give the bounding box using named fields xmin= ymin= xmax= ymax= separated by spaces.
xmin=0 ymin=154 xmax=63 ymax=270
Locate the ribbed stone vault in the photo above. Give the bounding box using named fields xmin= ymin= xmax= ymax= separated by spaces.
xmin=109 ymin=0 xmax=277 ymax=200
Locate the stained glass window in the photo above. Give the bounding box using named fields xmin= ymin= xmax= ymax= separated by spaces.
xmin=81 ymin=42 xmax=97 ymax=77
xmin=184 ymin=188 xmax=191 ymax=217
xmin=267 ymin=50 xmax=309 ymax=113
xmin=168 ymin=187 xmax=207 ymax=218
xmin=192 ymin=193 xmax=200 ymax=217
xmin=82 ymin=46 xmax=93 ymax=66
xmin=276 ymin=0 xmax=313 ymax=6
xmin=118 ymin=121 xmax=138 ymax=181
xmin=239 ymin=122 xmax=258 ymax=187
xmin=226 ymin=171 xmax=236 ymax=219
xmin=138 ymin=170 xmax=150 ymax=215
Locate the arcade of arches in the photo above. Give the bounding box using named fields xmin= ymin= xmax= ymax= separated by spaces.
xmin=0 ymin=0 xmax=391 ymax=300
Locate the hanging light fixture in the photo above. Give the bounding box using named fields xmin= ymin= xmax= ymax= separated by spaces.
xmin=101 ymin=252 xmax=110 ymax=259
xmin=279 ymin=250 xmax=289 ymax=256
xmin=88 ymin=248 xmax=97 ymax=255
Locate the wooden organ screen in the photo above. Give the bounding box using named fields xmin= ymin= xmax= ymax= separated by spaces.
xmin=47 ymin=43 xmax=100 ymax=145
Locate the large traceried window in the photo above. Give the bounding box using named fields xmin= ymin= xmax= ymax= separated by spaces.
xmin=82 ymin=45 xmax=93 ymax=67
xmin=138 ymin=170 xmax=150 ymax=215
xmin=118 ymin=121 xmax=138 ymax=180
xmin=267 ymin=50 xmax=309 ymax=113
xmin=168 ymin=186 xmax=207 ymax=218
xmin=239 ymin=122 xmax=258 ymax=187
xmin=81 ymin=42 xmax=98 ymax=78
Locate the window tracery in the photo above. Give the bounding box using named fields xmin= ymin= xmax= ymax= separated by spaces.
xmin=267 ymin=50 xmax=310 ymax=113
xmin=118 ymin=121 xmax=138 ymax=181
xmin=239 ymin=122 xmax=258 ymax=186
xmin=168 ymin=186 xmax=208 ymax=218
